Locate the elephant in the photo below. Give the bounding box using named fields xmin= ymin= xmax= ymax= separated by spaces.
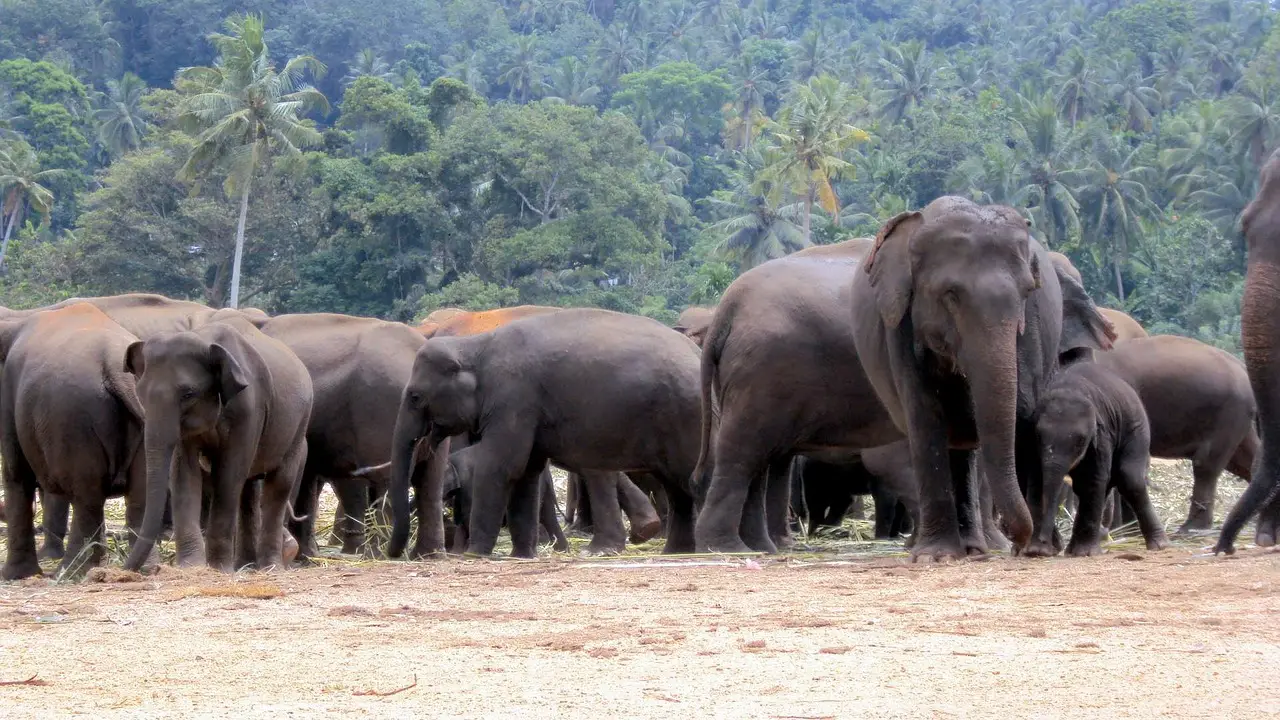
xmin=123 ymin=312 xmax=313 ymax=572
xmin=387 ymin=308 xmax=702 ymax=559
xmin=418 ymin=305 xmax=562 ymax=338
xmin=790 ymin=442 xmax=917 ymax=540
xmin=673 ymin=306 xmax=716 ymax=348
xmin=443 ymin=464 xmax=569 ymax=553
xmin=1026 ymin=360 xmax=1169 ymax=557
xmin=1046 ymin=253 xmax=1147 ymax=344
xmin=561 ymin=471 xmax=664 ymax=553
xmin=0 ymin=304 xmax=147 ymax=580
xmin=1093 ymin=335 xmax=1271 ymax=539
xmin=848 ymin=198 xmax=1115 ymax=560
xmin=255 ymin=313 xmax=432 ymax=559
xmin=1219 ymin=148 xmax=1280 ymax=554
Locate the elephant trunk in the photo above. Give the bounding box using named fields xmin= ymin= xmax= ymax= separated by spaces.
xmin=386 ymin=406 xmax=427 ymax=558
xmin=960 ymin=317 xmax=1033 ymax=550
xmin=123 ymin=429 xmax=176 ymax=571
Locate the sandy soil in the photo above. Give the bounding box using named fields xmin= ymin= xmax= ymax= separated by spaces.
xmin=0 ymin=545 xmax=1277 ymax=719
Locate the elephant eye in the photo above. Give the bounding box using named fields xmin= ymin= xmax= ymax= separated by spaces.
xmin=408 ymin=391 xmax=422 ymax=405
xmin=180 ymin=388 xmax=198 ymax=401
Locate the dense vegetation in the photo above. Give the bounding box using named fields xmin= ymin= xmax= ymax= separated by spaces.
xmin=1 ymin=0 xmax=1274 ymax=347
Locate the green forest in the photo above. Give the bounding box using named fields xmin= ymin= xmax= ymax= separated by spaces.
xmin=0 ymin=0 xmax=1273 ymax=347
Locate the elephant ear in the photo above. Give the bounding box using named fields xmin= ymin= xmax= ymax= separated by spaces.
xmin=124 ymin=341 xmax=146 ymax=377
xmin=0 ymin=318 xmax=29 ymax=363
xmin=1055 ymin=264 xmax=1116 ymax=364
xmin=209 ymin=343 xmax=249 ymax=402
xmin=865 ymin=211 xmax=924 ymax=327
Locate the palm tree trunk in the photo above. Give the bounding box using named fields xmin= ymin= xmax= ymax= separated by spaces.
xmin=802 ymin=190 xmax=813 ymax=245
xmin=1112 ymin=254 xmax=1126 ymax=301
xmin=228 ymin=173 xmax=252 ymax=308
xmin=0 ymin=207 xmax=19 ymax=274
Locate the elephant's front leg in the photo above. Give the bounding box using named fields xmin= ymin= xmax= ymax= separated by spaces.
xmin=505 ymin=462 xmax=544 ymax=559
xmin=582 ymin=470 xmax=628 ymax=555
xmin=206 ymin=449 xmax=253 ymax=572
xmin=895 ymin=366 xmax=964 ymax=561
xmin=2 ymin=467 xmax=41 ymax=580
xmin=411 ymin=438 xmax=450 ymax=559
xmin=235 ymin=478 xmax=261 ymax=570
xmin=257 ymin=443 xmax=307 ymax=570
xmin=333 ymin=477 xmax=370 ymax=556
xmin=951 ymin=449 xmax=987 ymax=555
xmin=171 ymin=450 xmax=208 ymax=567
xmin=1065 ymin=455 xmax=1108 ymax=557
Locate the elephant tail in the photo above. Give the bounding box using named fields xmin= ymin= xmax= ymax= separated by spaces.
xmin=691 ymin=311 xmax=727 ymax=500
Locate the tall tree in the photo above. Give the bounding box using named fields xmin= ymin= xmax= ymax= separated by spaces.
xmin=175 ymin=13 xmax=328 ymax=308
xmin=93 ymin=73 xmax=151 ymax=159
xmin=0 ymin=140 xmax=72 ymax=271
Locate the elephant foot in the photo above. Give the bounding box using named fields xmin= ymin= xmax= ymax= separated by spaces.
xmin=771 ymin=533 xmax=796 ymax=552
xmin=629 ymin=517 xmax=662 ymax=545
xmin=1146 ymin=532 xmax=1171 ymax=552
xmin=38 ymin=540 xmax=65 ymax=561
xmin=1021 ymin=539 xmax=1059 ymax=558
xmin=2 ymin=559 xmax=43 ymax=581
xmin=1066 ymin=540 xmax=1104 ymax=557
xmin=909 ymin=534 xmax=966 ymax=563
xmin=698 ymin=537 xmax=752 ymax=554
xmin=1256 ymin=530 xmax=1276 ymax=548
xmin=984 ymin=525 xmax=1013 ymax=554
xmin=409 ymin=542 xmax=447 ymax=561
xmin=582 ymin=545 xmax=623 ymax=557
xmin=283 ymin=533 xmax=299 ymax=567
xmin=1175 ymin=518 xmax=1213 ymax=536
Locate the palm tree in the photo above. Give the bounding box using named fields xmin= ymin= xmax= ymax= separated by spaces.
xmin=1227 ymin=76 xmax=1280 ymax=169
xmin=93 ymin=73 xmax=151 ymax=159
xmin=343 ymin=49 xmax=394 ymax=86
xmin=1073 ymin=137 xmax=1160 ymax=300
xmin=595 ymin=25 xmax=642 ymax=84
xmin=791 ymin=28 xmax=837 ymax=83
xmin=444 ymin=48 xmax=490 ymax=95
xmin=877 ymin=40 xmax=941 ymax=125
xmin=724 ymin=56 xmax=775 ymax=150
xmin=175 ymin=13 xmax=328 ymax=308
xmin=544 ymin=57 xmax=601 ymax=106
xmin=759 ymin=75 xmax=869 ymax=244
xmin=498 ymin=35 xmax=547 ymax=104
xmin=1107 ymin=62 xmax=1162 ymax=133
xmin=1053 ymin=47 xmax=1101 ymax=126
xmin=0 ymin=141 xmax=73 ymax=272
xmin=705 ymin=146 xmax=805 ymax=268
xmin=1011 ymin=92 xmax=1082 ymax=249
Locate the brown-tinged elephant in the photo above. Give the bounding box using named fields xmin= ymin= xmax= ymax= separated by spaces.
xmin=387 ymin=309 xmax=702 ymax=558
xmin=123 ymin=313 xmax=313 ymax=572
xmin=1027 ymin=360 xmax=1169 ymax=557
xmin=673 ymin=306 xmax=716 ymax=348
xmin=1046 ymin=254 xmax=1147 ymax=343
xmin=1219 ymin=148 xmax=1280 ymax=554
xmin=1094 ymin=335 xmax=1268 ymax=539
xmin=417 ymin=305 xmax=562 ymax=338
xmin=848 ymin=198 xmax=1114 ymax=560
xmin=0 ymin=304 xmax=147 ymax=580
xmin=256 ymin=313 xmax=430 ymax=559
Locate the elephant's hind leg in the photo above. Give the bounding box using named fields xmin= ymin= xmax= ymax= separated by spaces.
xmin=2 ymin=453 xmax=41 ymax=580
xmin=59 ymin=497 xmax=106 ymax=577
xmin=1180 ymin=445 xmax=1233 ymax=534
xmin=37 ymin=490 xmax=69 ymax=561
xmin=258 ymin=442 xmax=307 ymax=571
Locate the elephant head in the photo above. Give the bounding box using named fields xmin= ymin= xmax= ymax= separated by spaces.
xmin=122 ymin=331 xmax=248 ymax=570
xmin=1030 ymin=387 xmax=1095 ymax=553
xmin=865 ymin=197 xmax=1041 ymax=547
xmin=386 ymin=337 xmax=481 ymax=557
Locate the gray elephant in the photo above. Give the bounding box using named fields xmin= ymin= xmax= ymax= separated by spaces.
xmin=1093 ymin=335 xmax=1271 ymax=540
xmin=0 ymin=304 xmax=147 ymax=579
xmin=790 ymin=442 xmax=917 ymax=540
xmin=123 ymin=313 xmax=313 ymax=572
xmin=443 ymin=463 xmax=568 ymax=553
xmin=386 ymin=309 xmax=702 ymax=558
xmin=562 ymin=470 xmax=663 ymax=553
xmin=1026 ymin=360 xmax=1169 ymax=557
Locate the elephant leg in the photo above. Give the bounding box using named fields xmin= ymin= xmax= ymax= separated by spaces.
xmin=1180 ymin=450 xmax=1230 ymax=534
xmin=328 ymin=491 xmax=346 ymax=547
xmin=1256 ymin=495 xmax=1280 ymax=547
xmin=977 ymin=465 xmax=1011 ymax=553
xmin=848 ymin=495 xmax=865 ymax=521
xmin=951 ymin=449 xmax=987 ymax=556
xmin=331 ymin=478 xmax=369 ymax=555
xmin=411 ymin=440 xmax=449 ymax=559
xmin=258 ymin=443 xmax=306 ymax=571
xmin=1025 ymin=461 xmax=1067 ymax=558
xmin=896 ymin=358 xmax=966 ymax=562
xmin=448 ymin=487 xmax=470 ymax=555
xmin=171 ymin=451 xmax=208 ymax=568
xmin=505 ymin=462 xmax=544 ymax=559
xmin=582 ymin=471 xmax=627 ymax=555
xmin=739 ymin=469 xmax=778 ymax=554
xmin=765 ymin=459 xmax=793 ymax=550
xmin=1065 ymin=455 xmax=1108 ymax=557
xmin=872 ymin=488 xmax=896 ymax=538
xmin=2 ymin=453 xmax=40 ymax=581
xmin=454 ymin=439 xmax=522 ymax=557
xmin=38 ymin=489 xmax=70 ymax=561
xmin=1114 ymin=452 xmax=1169 ymax=552
xmin=661 ymin=479 xmax=696 ymax=554
xmin=618 ymin=473 xmax=661 ymax=544
xmin=204 ymin=454 xmax=245 ymax=573
xmin=288 ymin=466 xmax=321 ymax=560
xmin=234 ymin=478 xmax=261 ymax=571
xmin=60 ymin=498 xmax=106 ymax=577
xmin=695 ymin=424 xmax=769 ymax=554
xmin=538 ymin=469 xmax=569 ymax=552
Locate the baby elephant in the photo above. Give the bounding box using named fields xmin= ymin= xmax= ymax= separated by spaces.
xmin=1027 ymin=361 xmax=1170 ymax=557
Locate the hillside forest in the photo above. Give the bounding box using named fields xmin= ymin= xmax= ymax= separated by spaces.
xmin=0 ymin=0 xmax=1275 ymax=348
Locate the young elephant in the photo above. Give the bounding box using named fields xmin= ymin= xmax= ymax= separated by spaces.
xmin=1027 ymin=361 xmax=1170 ymax=557
xmin=443 ymin=464 xmax=569 ymax=553
xmin=791 ymin=441 xmax=918 ymax=540
xmin=0 ymin=304 xmax=147 ymax=580
xmin=123 ymin=313 xmax=313 ymax=572
xmin=387 ymin=309 xmax=702 ymax=558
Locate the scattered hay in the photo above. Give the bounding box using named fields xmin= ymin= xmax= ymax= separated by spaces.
xmin=194 ymin=584 xmax=283 ymax=600
xmin=328 ymin=605 xmax=374 ymax=617
xmin=85 ymin=567 xmax=143 ymax=584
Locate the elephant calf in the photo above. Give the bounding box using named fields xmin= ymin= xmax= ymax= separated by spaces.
xmin=124 ymin=312 xmax=313 ymax=572
xmin=0 ymin=304 xmax=147 ymax=580
xmin=790 ymin=442 xmax=917 ymax=540
xmin=1027 ymin=361 xmax=1169 ymax=557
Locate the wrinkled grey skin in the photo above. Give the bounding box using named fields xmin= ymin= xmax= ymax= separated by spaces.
xmin=256 ymin=313 xmax=430 ymax=559
xmin=1095 ymin=335 xmax=1270 ymax=540
xmin=443 ymin=460 xmax=569 ymax=553
xmin=387 ymin=309 xmax=702 ymax=558
xmin=1218 ymin=147 xmax=1280 ymax=554
xmin=562 ymin=471 xmax=664 ymax=553
xmin=849 ymin=197 xmax=1115 ymax=561
xmin=1026 ymin=361 xmax=1170 ymax=557
xmin=124 ymin=314 xmax=313 ymax=572
xmin=0 ymin=304 xmax=147 ymax=580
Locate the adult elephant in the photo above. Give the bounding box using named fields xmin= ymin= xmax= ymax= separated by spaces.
xmin=847 ymin=198 xmax=1114 ymax=560
xmin=0 ymin=304 xmax=147 ymax=579
xmin=386 ymin=309 xmax=702 ymax=558
xmin=1219 ymin=148 xmax=1280 ymax=554
xmin=418 ymin=306 xmax=563 ymax=338
xmin=256 ymin=313 xmax=431 ymax=559
xmin=673 ymin=306 xmax=716 ymax=348
xmin=1094 ymin=335 xmax=1269 ymax=540
xmin=123 ymin=313 xmax=313 ymax=572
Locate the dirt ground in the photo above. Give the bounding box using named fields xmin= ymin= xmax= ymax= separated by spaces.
xmin=1 ymin=460 xmax=1277 ymax=719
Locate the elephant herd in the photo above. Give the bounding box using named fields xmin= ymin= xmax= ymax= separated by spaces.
xmin=3 ymin=193 xmax=1280 ymax=580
